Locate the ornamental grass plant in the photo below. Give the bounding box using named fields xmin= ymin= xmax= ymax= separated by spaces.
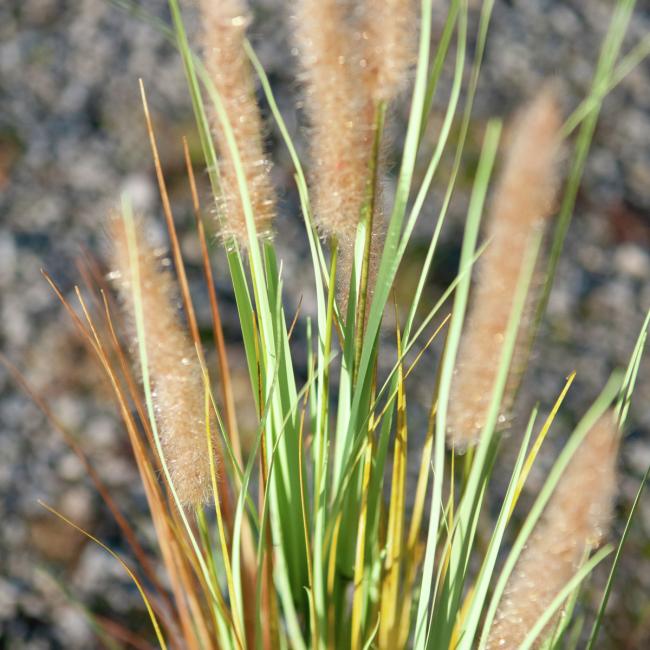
xmin=10 ymin=0 xmax=650 ymax=648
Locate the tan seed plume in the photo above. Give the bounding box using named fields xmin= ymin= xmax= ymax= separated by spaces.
xmin=351 ymin=0 xmax=416 ymax=312
xmin=198 ymin=0 xmax=276 ymax=246
xmin=359 ymin=0 xmax=417 ymax=104
xmin=109 ymin=216 xmax=216 ymax=507
xmin=486 ymin=411 xmax=619 ymax=649
xmin=338 ymin=0 xmax=415 ymax=315
xmin=293 ymin=0 xmax=369 ymax=243
xmin=447 ymin=88 xmax=563 ymax=449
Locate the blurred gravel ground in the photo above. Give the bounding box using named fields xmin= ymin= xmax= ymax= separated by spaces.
xmin=0 ymin=0 xmax=649 ymax=647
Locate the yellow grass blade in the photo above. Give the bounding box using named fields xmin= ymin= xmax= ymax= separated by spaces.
xmin=298 ymin=381 xmax=318 ymax=645
xmin=39 ymin=501 xmax=168 ymax=650
xmin=407 ymin=402 xmax=436 ymax=551
xmin=379 ymin=320 xmax=408 ymax=647
xmin=326 ymin=513 xmax=342 ymax=650
xmin=0 ymin=352 xmax=170 ymax=616
xmin=351 ymin=438 xmax=374 ymax=650
xmin=201 ymin=365 xmax=245 ymax=650
xmin=371 ymin=314 xmax=450 ymax=433
xmin=449 ymin=449 xmax=456 ymax=539
xmin=450 ymin=583 xmax=475 ymax=650
xmin=397 ymin=396 xmax=436 ymax=646
xmin=509 ymin=371 xmax=576 ymax=520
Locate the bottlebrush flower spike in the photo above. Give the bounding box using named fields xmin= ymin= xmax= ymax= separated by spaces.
xmin=359 ymin=0 xmax=417 ymax=103
xmin=447 ymin=88 xmax=563 ymax=449
xmin=293 ymin=0 xmax=369 ymax=243
xmin=109 ymin=216 xmax=217 ymax=507
xmin=486 ymin=411 xmax=619 ymax=649
xmin=199 ymin=0 xmax=276 ymax=246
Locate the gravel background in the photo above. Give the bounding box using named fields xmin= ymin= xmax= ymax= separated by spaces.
xmin=1 ymin=0 xmax=649 ymax=648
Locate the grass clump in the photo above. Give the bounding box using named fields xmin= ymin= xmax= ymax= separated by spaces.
xmin=15 ymin=0 xmax=650 ymax=648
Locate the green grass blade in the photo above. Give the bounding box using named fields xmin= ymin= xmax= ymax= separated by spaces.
xmin=519 ymin=546 xmax=614 ymax=650
xmin=244 ymin=40 xmax=329 ymax=315
xmin=615 ymin=309 xmax=650 ymax=428
xmin=349 ymin=0 xmax=435 ymax=424
xmin=428 ymin=225 xmax=542 ymax=650
xmin=586 ymin=463 xmax=649 ymax=649
xmin=561 ymin=32 xmax=650 ymax=138
xmin=536 ymin=0 xmax=638 ymax=324
xmin=413 ymin=119 xmax=502 ymax=650
xmin=455 ymin=409 xmax=538 ymax=650
xmin=478 ymin=373 xmax=623 ymax=649
xmin=420 ymin=0 xmax=462 ymax=139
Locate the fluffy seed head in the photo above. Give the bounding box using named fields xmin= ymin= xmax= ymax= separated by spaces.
xmin=358 ymin=0 xmax=417 ymax=103
xmin=109 ymin=215 xmax=216 ymax=507
xmin=447 ymin=88 xmax=563 ymax=449
xmin=486 ymin=411 xmax=619 ymax=649
xmin=199 ymin=0 xmax=276 ymax=246
xmin=293 ymin=0 xmax=370 ymax=242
